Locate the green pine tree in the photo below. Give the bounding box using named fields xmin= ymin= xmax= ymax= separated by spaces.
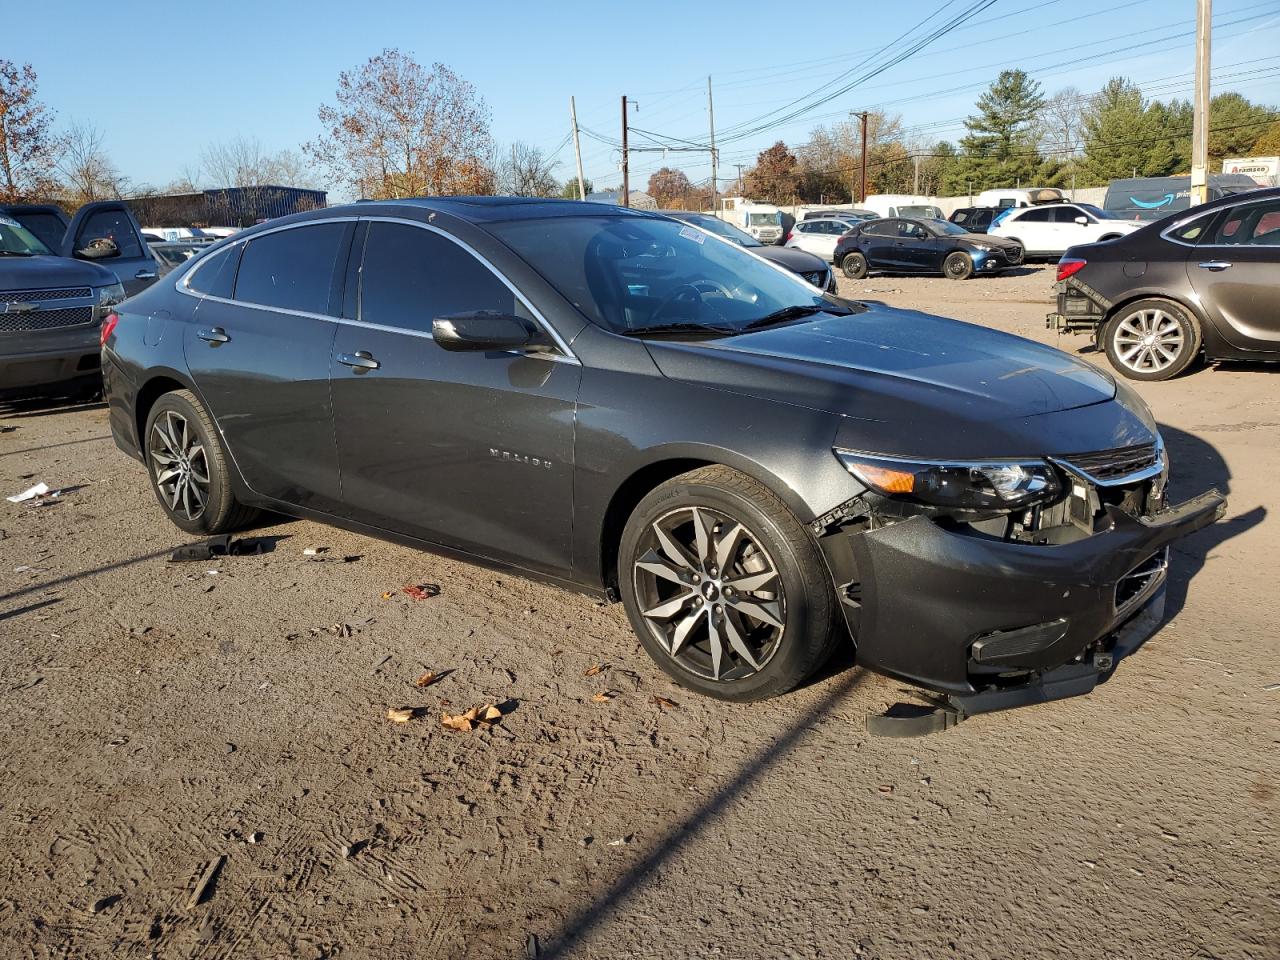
xmin=953 ymin=70 xmax=1046 ymax=189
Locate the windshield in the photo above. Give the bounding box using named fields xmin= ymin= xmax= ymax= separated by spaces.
xmin=492 ymin=215 xmax=844 ymax=337
xmin=747 ymin=212 xmax=779 ymax=226
xmin=680 ymin=214 xmax=762 ymax=247
xmin=898 ymin=205 xmax=943 ymax=219
xmin=930 ymin=219 xmax=970 ymax=236
xmin=0 ymin=216 xmax=53 ymax=256
xmin=1077 ymin=203 xmax=1116 ymax=220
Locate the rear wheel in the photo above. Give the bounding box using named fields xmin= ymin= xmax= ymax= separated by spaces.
xmin=145 ymin=389 xmax=258 ymax=534
xmin=841 ymin=251 xmax=868 ymax=279
xmin=1103 ymin=299 xmax=1201 ymax=381
xmin=943 ymin=251 xmax=974 ymax=280
xmin=618 ymin=466 xmax=838 ymax=702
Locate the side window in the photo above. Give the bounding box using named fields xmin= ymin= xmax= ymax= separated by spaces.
xmin=76 ymin=209 xmax=142 ymax=258
xmin=16 ymin=211 xmax=66 ymax=250
xmin=897 ymin=221 xmax=923 ymax=239
xmin=953 ymin=211 xmax=971 ymax=226
xmin=233 ymin=223 xmax=346 ymax=314
xmin=1052 ymin=206 xmax=1086 ymax=223
xmin=1208 ymin=200 xmax=1280 ymax=246
xmin=1168 ymin=212 xmax=1216 ymax=245
xmin=1017 ymin=208 xmax=1052 ymax=223
xmin=186 ymin=244 xmax=242 ymax=298
xmin=795 ymin=222 xmax=812 ymax=234
xmin=359 ymin=222 xmax=518 ymax=334
xmin=863 ymin=220 xmax=893 ymax=237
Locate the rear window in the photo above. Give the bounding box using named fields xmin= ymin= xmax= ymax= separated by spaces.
xmin=186 ymin=244 xmax=242 ymax=298
xmin=233 ymin=224 xmax=346 ymax=314
xmin=13 ymin=211 xmax=66 ymax=251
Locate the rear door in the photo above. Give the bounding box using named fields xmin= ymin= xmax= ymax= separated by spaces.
xmin=1004 ymin=207 xmax=1053 ymax=254
xmin=182 ymin=221 xmax=351 ymax=513
xmin=330 ymin=219 xmax=580 ymax=577
xmin=787 ymin=222 xmax=822 ymax=257
xmin=860 ymin=220 xmax=899 ymax=268
xmin=61 ymin=201 xmax=158 ymax=295
xmin=895 ymin=220 xmax=936 ymax=271
xmin=0 ymin=204 xmax=69 ymax=251
xmin=1186 ymin=196 xmax=1280 ymax=350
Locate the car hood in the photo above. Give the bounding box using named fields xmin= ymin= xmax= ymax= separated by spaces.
xmin=964 ymin=233 xmax=1021 ymax=250
xmin=753 ymin=245 xmax=827 ymax=273
xmin=0 ymin=254 xmax=116 ymax=290
xmin=646 ymin=304 xmax=1149 ymax=459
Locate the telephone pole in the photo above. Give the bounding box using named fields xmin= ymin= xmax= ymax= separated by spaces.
xmin=1191 ymin=0 xmax=1212 ymax=206
xmin=850 ymin=111 xmax=869 ymax=203
xmin=569 ymin=96 xmax=586 ymax=201
xmin=621 ymin=95 xmax=630 ymax=208
xmin=735 ymin=164 xmax=745 ymax=196
xmin=707 ymin=76 xmax=717 ymax=213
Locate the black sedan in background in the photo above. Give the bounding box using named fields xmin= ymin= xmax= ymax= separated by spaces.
xmin=660 ymin=210 xmax=837 ymax=293
xmin=102 ymin=197 xmax=1224 ymax=718
xmin=1049 ymin=186 xmax=1280 ymax=381
xmin=835 ymin=217 xmax=1023 ymax=280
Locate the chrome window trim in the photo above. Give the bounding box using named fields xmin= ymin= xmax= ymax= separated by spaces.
xmin=1170 ymin=195 xmax=1280 ymax=250
xmin=1159 ymin=209 xmax=1219 ymax=248
xmin=175 ymin=213 xmax=579 ymax=365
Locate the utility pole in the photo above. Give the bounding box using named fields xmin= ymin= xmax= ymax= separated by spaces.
xmin=912 ymin=153 xmax=921 ymax=195
xmin=735 ymin=164 xmax=745 ymax=196
xmin=570 ymin=96 xmax=586 ymax=201
xmin=621 ymin=95 xmax=630 ymax=208
xmin=850 ymin=111 xmax=869 ymax=203
xmin=707 ymin=76 xmax=717 ymax=213
xmin=1191 ymin=0 xmax=1212 ymax=206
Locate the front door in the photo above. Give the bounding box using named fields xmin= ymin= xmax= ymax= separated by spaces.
xmin=62 ymin=201 xmax=158 ymax=295
xmin=1186 ymin=196 xmax=1280 ymax=350
xmin=183 ymin=221 xmax=351 ymax=513
xmin=330 ymin=220 xmax=580 ymax=577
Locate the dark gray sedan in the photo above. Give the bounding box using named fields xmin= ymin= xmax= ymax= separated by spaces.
xmin=102 ymin=197 xmax=1224 ymax=718
xmin=1049 ymin=186 xmax=1280 ymax=380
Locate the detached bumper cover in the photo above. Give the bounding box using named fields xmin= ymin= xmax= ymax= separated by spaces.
xmin=841 ymin=490 xmax=1226 ymax=713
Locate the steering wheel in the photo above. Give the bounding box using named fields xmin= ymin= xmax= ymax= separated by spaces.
xmin=652 ymin=280 xmax=733 ymax=321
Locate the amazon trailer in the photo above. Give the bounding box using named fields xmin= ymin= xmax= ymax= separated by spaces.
xmin=1222 ymin=157 xmax=1279 ymax=187
xmin=1101 ymin=174 xmax=1261 ymax=221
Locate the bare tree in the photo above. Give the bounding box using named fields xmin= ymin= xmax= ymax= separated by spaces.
xmin=499 ymin=142 xmax=559 ymax=197
xmin=0 ymin=59 xmax=62 ymax=202
xmin=58 ymin=121 xmax=129 ymax=204
xmin=307 ymin=48 xmax=497 ymax=199
xmin=1038 ymin=87 xmax=1085 ymax=163
xmin=201 ymin=136 xmax=312 ymax=188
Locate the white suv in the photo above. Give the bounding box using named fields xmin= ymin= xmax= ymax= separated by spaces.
xmin=988 ymin=202 xmax=1141 ymax=257
xmin=784 ymin=217 xmax=852 ymax=262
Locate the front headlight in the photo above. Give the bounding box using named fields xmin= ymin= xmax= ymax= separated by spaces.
xmin=971 ymin=243 xmax=995 ymax=252
xmin=835 ymin=449 xmax=1061 ymax=512
xmin=97 ymin=282 xmax=127 ymax=307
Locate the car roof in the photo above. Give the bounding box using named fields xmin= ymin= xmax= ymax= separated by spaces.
xmin=345 ymin=196 xmax=657 ymax=223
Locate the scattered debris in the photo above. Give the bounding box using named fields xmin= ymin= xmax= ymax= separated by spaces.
xmin=223 ymin=742 xmax=236 ymax=754
xmin=1263 ymin=682 xmax=1279 ymax=692
xmin=247 ymin=832 xmax=262 ymax=845
xmin=607 ymin=835 xmax=633 ymax=847
xmin=341 ymin=840 xmax=367 ymax=859
xmin=169 ymin=535 xmax=272 ymax=563
xmin=303 ymin=547 xmax=328 ymax=556
xmin=185 ymin=855 xmax=225 ymax=910
xmin=90 ymin=894 xmax=121 ymax=914
xmin=370 ymin=654 xmax=391 ymax=674
xmin=441 ymin=704 xmax=502 ymax=732
xmin=381 ymin=591 xmax=395 ymax=601
xmin=526 ymin=933 xmax=540 ymax=959
xmin=877 ymin=784 xmax=895 ymax=795
xmin=651 ymin=695 xmax=679 ymax=710
xmin=386 ymin=707 xmax=416 ymax=724
xmin=7 ymin=482 xmax=60 ymax=505
xmin=414 ymin=670 xmax=448 ymax=688
xmin=591 ymin=692 xmax=614 ymax=703
xmin=401 ymin=583 xmax=441 ymax=601
xmin=0 ymin=425 xmax=17 ymax=433
xmin=583 ymin=663 xmax=605 ymax=678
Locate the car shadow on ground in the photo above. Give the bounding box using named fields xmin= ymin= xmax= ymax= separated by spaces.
xmin=1154 ymin=422 xmax=1263 ymax=621
xmin=0 ymin=395 xmax=105 ymax=419
xmin=536 ymin=668 xmax=869 ymax=959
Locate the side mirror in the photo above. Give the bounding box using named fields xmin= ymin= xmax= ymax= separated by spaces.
xmin=76 ymin=237 xmax=120 ymax=259
xmin=1074 ymin=216 xmax=1089 ymax=226
xmin=432 ymin=311 xmax=545 ymax=353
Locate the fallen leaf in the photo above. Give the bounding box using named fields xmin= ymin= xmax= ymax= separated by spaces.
xmin=442 ymin=704 xmax=502 ymax=731
xmin=381 ymin=591 xmax=395 ymax=601
xmin=591 ymin=692 xmax=614 ymax=703
xmin=480 ymin=705 xmax=502 ymax=722
xmin=651 ymin=695 xmax=679 ymax=710
xmin=441 ymin=712 xmax=474 ymax=732
xmin=386 ymin=707 xmax=415 ymax=724
xmin=414 ymin=671 xmax=438 ymax=688
xmin=583 ymin=663 xmax=605 ymax=678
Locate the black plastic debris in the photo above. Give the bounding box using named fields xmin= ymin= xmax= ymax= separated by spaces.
xmin=168 ymin=535 xmax=274 ymax=562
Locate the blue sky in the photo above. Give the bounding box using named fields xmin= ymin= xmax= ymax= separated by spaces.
xmin=8 ymin=0 xmax=1279 ymax=199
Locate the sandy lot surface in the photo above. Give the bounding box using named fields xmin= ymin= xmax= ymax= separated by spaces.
xmin=1 ymin=265 xmax=1276 ymax=959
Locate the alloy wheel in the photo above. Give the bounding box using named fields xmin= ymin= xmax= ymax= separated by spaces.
xmin=632 ymin=506 xmax=786 ymax=682
xmin=150 ymin=410 xmax=210 ymax=521
xmin=1113 ymin=308 xmax=1185 ymax=374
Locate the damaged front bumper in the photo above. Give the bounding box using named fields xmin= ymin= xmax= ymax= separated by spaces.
xmin=822 ymin=489 xmax=1226 ymax=716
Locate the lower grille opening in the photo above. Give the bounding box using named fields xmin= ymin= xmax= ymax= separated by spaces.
xmin=1115 ymin=549 xmax=1168 ymax=619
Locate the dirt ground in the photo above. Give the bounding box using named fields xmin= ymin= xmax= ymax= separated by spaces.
xmin=1 ymin=264 xmax=1276 ymax=960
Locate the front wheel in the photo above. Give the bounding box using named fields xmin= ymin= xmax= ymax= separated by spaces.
xmin=618 ymin=466 xmax=838 ymax=702
xmin=841 ymin=251 xmax=868 ymax=279
xmin=145 ymin=389 xmax=258 ymax=534
xmin=943 ymin=251 xmax=974 ymax=280
xmin=1103 ymin=299 xmax=1201 ymax=381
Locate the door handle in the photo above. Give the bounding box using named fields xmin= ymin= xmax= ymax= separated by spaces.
xmin=1197 ymin=261 xmax=1232 ymax=271
xmin=338 ymin=350 xmax=380 ymax=373
xmin=197 ymin=327 xmax=230 ymax=344
xmin=135 ymin=270 xmax=157 ymax=280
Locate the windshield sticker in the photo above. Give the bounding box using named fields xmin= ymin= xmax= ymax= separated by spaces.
xmin=0 ymin=216 xmax=21 ymax=229
xmin=678 ymin=225 xmax=706 ymax=245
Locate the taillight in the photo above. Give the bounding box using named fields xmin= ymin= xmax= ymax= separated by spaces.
xmin=100 ymin=312 xmax=119 ymax=346
xmin=1057 ymin=258 xmax=1087 ymax=282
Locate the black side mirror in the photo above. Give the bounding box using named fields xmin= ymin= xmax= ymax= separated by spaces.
xmin=433 ymin=311 xmax=546 ymax=353
xmin=76 ymin=237 xmax=120 ymax=260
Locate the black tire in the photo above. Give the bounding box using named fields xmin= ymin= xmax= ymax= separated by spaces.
xmin=618 ymin=465 xmax=838 ymax=702
xmin=144 ymin=389 xmax=258 ymax=535
xmin=841 ymin=251 xmax=868 ymax=279
xmin=943 ymin=250 xmax=974 ymax=280
xmin=1102 ymin=298 xmax=1201 ymax=382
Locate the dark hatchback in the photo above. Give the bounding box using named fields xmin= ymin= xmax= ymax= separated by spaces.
xmin=660 ymin=210 xmax=837 ymax=293
xmin=1049 ymin=186 xmax=1280 ymax=380
xmin=949 ymin=206 xmax=999 ymax=233
xmin=103 ymin=198 xmax=1225 ymax=718
xmin=834 ymin=216 xmax=1023 ymax=280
